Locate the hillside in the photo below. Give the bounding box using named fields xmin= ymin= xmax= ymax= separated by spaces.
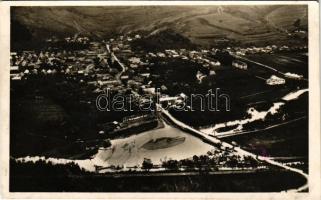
xmin=131 ymin=29 xmax=197 ymax=51
xmin=11 ymin=5 xmax=308 ymax=49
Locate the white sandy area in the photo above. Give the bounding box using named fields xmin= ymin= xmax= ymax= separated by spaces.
xmin=91 ymin=120 xmax=214 ymax=168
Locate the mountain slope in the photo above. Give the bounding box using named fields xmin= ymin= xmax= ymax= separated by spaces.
xmin=11 ymin=5 xmax=308 ymax=48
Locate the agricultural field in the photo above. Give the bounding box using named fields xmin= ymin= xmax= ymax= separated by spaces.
xmin=246 ymin=53 xmax=308 ymax=78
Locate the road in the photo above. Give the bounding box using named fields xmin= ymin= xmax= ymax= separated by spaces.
xmin=269 ymin=156 xmax=305 ymax=161
xmin=105 ymin=44 xmax=126 ymax=81
xmin=79 ymin=168 xmax=272 ymax=178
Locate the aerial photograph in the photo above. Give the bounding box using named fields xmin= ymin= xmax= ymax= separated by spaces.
xmin=10 ymin=5 xmax=308 ymax=192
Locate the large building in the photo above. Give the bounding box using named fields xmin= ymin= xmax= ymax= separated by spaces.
xmin=232 ymin=60 xmax=248 ymax=70
xmin=266 ymin=75 xmax=286 ymax=85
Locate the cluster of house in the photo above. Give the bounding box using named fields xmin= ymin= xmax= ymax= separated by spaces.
xmin=11 ymin=32 xmax=306 ymax=112
xmin=98 ymin=113 xmax=156 ymax=135
xmin=265 ymin=72 xmax=304 ymax=85
xmin=230 ymin=45 xmax=278 ymax=55
xmin=159 ymin=92 xmax=188 ymax=108
xmin=108 ymin=34 xmax=141 ymax=52
xmin=10 ymin=42 xmax=131 ymax=112
xmin=45 ymin=35 xmax=90 ymax=45
xmin=223 ymin=44 xmax=308 ymax=56
xmin=146 ymin=49 xmax=221 ymax=78
xmin=64 ymin=36 xmax=90 ymax=44
xmin=10 ymin=50 xmax=69 ymax=80
xmin=189 ymin=51 xmax=221 ymax=70
xmin=9 ymin=42 xmax=109 ymax=81
xmin=126 ymin=57 xmax=150 ymax=69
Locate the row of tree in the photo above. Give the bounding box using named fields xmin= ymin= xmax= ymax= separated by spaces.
xmin=142 ymin=154 xmax=260 ymax=171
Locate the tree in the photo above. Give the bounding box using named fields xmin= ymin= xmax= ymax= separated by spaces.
xmin=192 ymin=155 xmax=199 ymax=163
xmin=199 ymin=155 xmax=210 ymax=164
xmin=244 ymin=156 xmax=259 ymax=168
xmin=226 ymin=156 xmax=238 ymax=169
xmin=102 ymin=139 xmax=111 ymax=148
xmin=142 ymin=158 xmax=153 ymax=171
xmin=162 ymin=159 xmax=179 ymax=170
xmin=214 ymin=50 xmax=233 ymax=66
xmin=181 ymin=159 xmax=194 ymax=169
xmin=293 ymin=19 xmax=301 ymax=29
xmin=216 ymin=142 xmax=222 ymax=149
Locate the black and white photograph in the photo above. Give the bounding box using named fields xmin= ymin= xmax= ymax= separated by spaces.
xmin=0 ymin=1 xmax=320 ymax=198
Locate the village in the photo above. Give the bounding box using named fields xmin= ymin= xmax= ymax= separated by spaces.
xmin=10 ymin=32 xmax=308 ymax=141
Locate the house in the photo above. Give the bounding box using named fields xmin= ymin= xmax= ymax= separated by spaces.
xmin=235 ymin=51 xmax=245 ymax=56
xmin=140 ymin=73 xmax=150 ymax=78
xmin=284 ymin=72 xmax=303 ymax=80
xmin=148 ymin=52 xmax=157 ymax=57
xmin=129 ymin=57 xmax=141 ymax=64
xmin=122 ymin=49 xmax=132 ymax=53
xmin=160 ymin=85 xmax=168 ymax=91
xmin=120 ymin=75 xmax=129 ymax=80
xmin=10 ymin=66 xmax=19 ymax=71
xmin=143 ymin=87 xmax=156 ymax=95
xmin=156 ymin=53 xmax=166 ymax=58
xmin=232 ymin=60 xmax=247 ymax=70
xmin=210 ymin=60 xmax=221 ymax=66
xmin=196 ymin=71 xmax=207 ymax=83
xmin=179 ymin=93 xmax=187 ymax=99
xmin=266 ymin=75 xmax=286 ymax=85
xmin=122 ymin=114 xmax=154 ymax=124
xmin=98 ymin=80 xmax=119 ymax=86
xmin=130 ymin=64 xmax=138 ymax=68
xmin=209 ymin=70 xmax=216 ymax=75
xmin=87 ymin=81 xmax=97 ymax=86
xmin=159 ymin=96 xmax=179 ymax=104
xmin=11 ymin=75 xmax=22 ymax=80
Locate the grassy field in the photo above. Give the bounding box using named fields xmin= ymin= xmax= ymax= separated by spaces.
xmin=246 ymin=53 xmax=308 ymax=78
xmin=223 ymin=117 xmax=308 ymax=158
